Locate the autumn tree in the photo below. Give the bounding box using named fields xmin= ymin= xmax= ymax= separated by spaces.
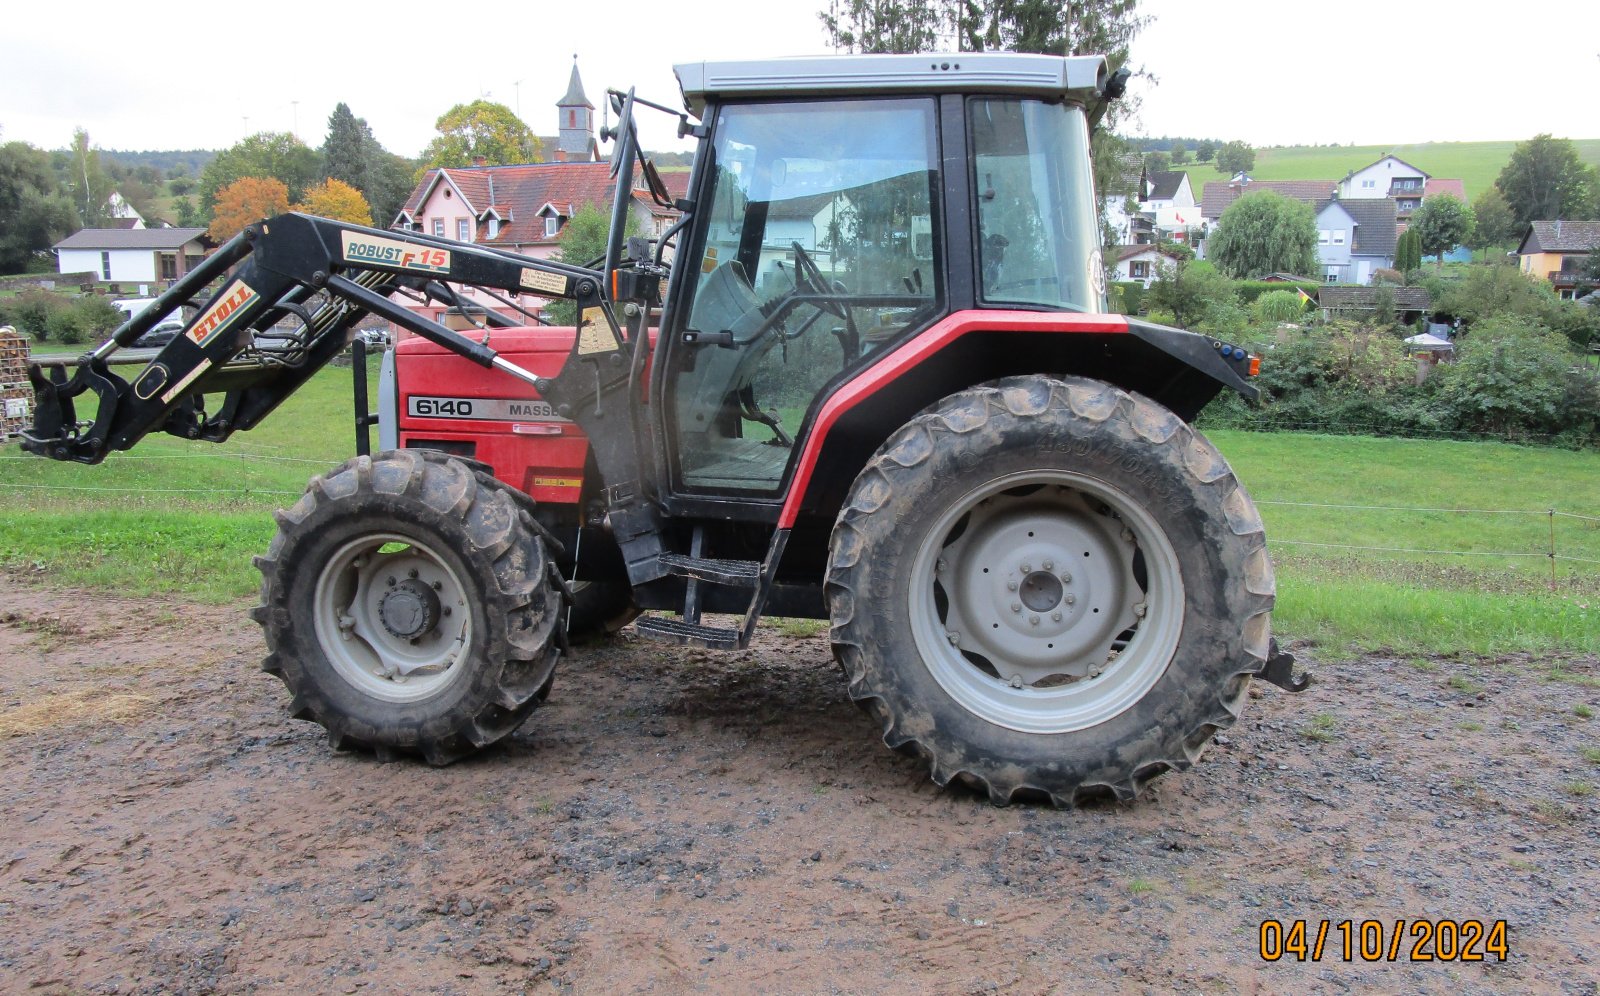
xmin=199 ymin=132 xmax=321 ymax=214
xmin=1206 ymin=190 xmax=1317 ymax=279
xmin=1409 ymin=194 xmax=1475 ymax=271
xmin=421 ymin=100 xmax=540 ymax=169
xmin=209 ymin=176 xmax=290 ymax=240
xmin=1214 ymin=140 xmax=1255 ymax=175
xmin=297 ymin=178 xmax=373 ymax=226
xmin=1494 ymin=134 xmax=1600 ymax=228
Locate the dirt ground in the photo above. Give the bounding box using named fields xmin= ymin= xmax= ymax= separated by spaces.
xmin=1 ymin=576 xmax=1597 ymax=995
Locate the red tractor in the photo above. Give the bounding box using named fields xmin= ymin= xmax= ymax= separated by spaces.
xmin=24 ymin=52 xmax=1304 ymax=806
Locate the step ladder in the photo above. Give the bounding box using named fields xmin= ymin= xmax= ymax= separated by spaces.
xmin=631 ymin=526 xmax=789 ymax=650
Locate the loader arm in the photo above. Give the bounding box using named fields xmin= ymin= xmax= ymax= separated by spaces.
xmin=22 ymin=213 xmax=651 ymax=466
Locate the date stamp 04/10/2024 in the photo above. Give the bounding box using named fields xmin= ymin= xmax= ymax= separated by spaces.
xmin=1258 ymin=919 xmax=1510 ymax=963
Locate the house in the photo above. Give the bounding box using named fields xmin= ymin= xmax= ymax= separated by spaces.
xmin=1199 ymin=178 xmax=1336 ymax=229
xmin=53 ymin=227 xmax=210 ymax=285
xmin=1314 ymin=196 xmax=1397 ymax=285
xmin=1337 ymin=154 xmax=1428 ymax=200
xmin=1517 ymin=220 xmax=1600 ymax=300
xmin=1142 ymin=170 xmax=1200 ymax=242
xmin=1317 ymin=285 xmax=1431 ymax=323
xmin=392 ymin=61 xmax=689 ymax=320
xmin=1100 ymin=152 xmax=1148 ymax=245
xmin=1112 ymin=244 xmax=1185 ymax=289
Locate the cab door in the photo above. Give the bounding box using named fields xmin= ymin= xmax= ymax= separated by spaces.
xmin=658 ymin=97 xmax=946 ymax=504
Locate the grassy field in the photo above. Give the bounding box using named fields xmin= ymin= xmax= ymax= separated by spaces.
xmin=1173 ymin=138 xmax=1600 ymax=204
xmin=2 ymin=368 xmax=1596 ymax=656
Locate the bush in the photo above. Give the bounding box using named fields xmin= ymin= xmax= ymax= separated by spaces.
xmin=1433 ymin=318 xmax=1596 ymax=441
xmin=3 ymin=287 xmax=71 ymax=339
xmin=45 ymin=306 xmax=88 ymax=345
xmin=74 ymin=295 xmax=123 ymax=336
xmin=1253 ymin=290 xmax=1308 ymax=324
xmin=1110 ymin=281 xmax=1145 ymax=316
xmin=1233 ymin=280 xmax=1322 ymax=304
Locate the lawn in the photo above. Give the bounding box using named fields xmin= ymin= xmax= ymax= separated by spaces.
xmin=2 ymin=369 xmax=1596 ymax=656
xmin=1173 ymin=138 xmax=1600 ymax=203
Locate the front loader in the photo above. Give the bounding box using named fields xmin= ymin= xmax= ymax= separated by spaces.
xmin=21 ymin=52 xmax=1306 ymax=805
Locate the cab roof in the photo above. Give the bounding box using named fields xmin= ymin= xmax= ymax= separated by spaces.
xmin=674 ymin=52 xmax=1108 ymax=117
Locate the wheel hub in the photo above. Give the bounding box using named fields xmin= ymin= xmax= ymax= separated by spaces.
xmin=378 ymin=578 xmax=441 ymax=640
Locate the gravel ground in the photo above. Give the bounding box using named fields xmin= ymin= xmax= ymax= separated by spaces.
xmin=1 ymin=577 xmax=1597 ymax=994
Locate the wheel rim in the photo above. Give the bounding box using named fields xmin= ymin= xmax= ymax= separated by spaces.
xmin=312 ymin=532 xmax=473 ymax=703
xmin=909 ymin=471 xmax=1184 ymax=734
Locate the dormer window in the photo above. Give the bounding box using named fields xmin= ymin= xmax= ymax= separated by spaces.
xmin=545 ymin=215 xmax=560 ymax=238
xmin=487 ymin=218 xmax=499 ymax=239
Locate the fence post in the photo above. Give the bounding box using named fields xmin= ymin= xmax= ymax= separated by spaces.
xmin=1548 ymin=509 xmax=1557 ymax=590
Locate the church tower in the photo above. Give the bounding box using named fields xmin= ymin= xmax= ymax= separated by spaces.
xmin=556 ymin=57 xmax=598 ymax=162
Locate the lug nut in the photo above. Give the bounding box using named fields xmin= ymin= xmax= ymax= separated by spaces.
xmin=1064 ymin=594 xmax=1076 ymax=605
xmin=1043 ymin=560 xmax=1054 ymax=571
xmin=1051 ymin=611 xmax=1062 ymax=622
xmin=947 ymin=631 xmax=960 ymax=646
xmin=1007 ymin=580 xmax=1018 ymax=591
xmin=1134 ymin=602 xmax=1147 ymax=617
xmin=1009 ymin=675 xmax=1024 ymax=689
xmin=1021 ymin=563 xmax=1032 ymax=573
xmin=1060 ymin=573 xmax=1072 ymax=584
xmin=1029 ymin=615 xmax=1040 ymax=626
xmin=1121 ymin=528 xmax=1135 ymax=543
xmin=936 ymin=558 xmax=947 ymax=574
xmin=432 ymin=580 xmax=443 ymax=591
xmin=386 ymin=576 xmax=396 ymax=587
xmin=1011 ymin=602 xmax=1022 ymax=613
xmin=408 ymin=568 xmax=419 ymax=579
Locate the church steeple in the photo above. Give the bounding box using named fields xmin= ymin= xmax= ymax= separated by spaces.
xmin=556 ymin=56 xmax=597 ymax=161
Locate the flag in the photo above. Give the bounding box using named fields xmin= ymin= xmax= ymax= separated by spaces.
xmin=1296 ymin=288 xmax=1313 ymax=307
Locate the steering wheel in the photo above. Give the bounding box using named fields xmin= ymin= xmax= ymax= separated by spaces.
xmin=791 ymin=241 xmax=849 ymax=319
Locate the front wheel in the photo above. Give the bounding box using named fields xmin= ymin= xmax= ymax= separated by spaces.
xmin=825 ymin=376 xmax=1274 ymax=806
xmin=253 ymin=450 xmax=562 ymax=764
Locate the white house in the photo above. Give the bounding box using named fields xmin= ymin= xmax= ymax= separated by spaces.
xmin=1337 ymin=155 xmax=1428 ymax=201
xmin=1112 ymin=244 xmax=1185 ymax=289
xmin=53 ymin=227 xmax=209 ymax=283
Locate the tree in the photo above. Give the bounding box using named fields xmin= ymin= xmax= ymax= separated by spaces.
xmin=1468 ymin=187 xmax=1519 ymax=254
xmin=297 ymin=178 xmax=372 ymax=225
xmin=1206 ymin=191 xmax=1318 ymax=279
xmin=1195 ymin=139 xmax=1216 ymax=163
xmin=174 ymin=196 xmax=204 ymax=228
xmin=1144 ymin=150 xmax=1169 ymax=174
xmin=1409 ymin=194 xmax=1475 ymax=271
xmin=1393 ymin=227 xmax=1422 ymax=273
xmin=0 ymin=141 xmax=79 ymax=274
xmin=209 ymin=176 xmax=290 ymax=240
xmin=318 ymin=104 xmax=417 ymax=228
xmin=199 ymin=132 xmax=321 ymax=214
xmin=65 ymin=129 xmax=116 ymax=228
xmin=1169 ymin=140 xmax=1188 ymax=164
xmin=421 ymin=100 xmax=540 ymax=169
xmin=543 ymin=204 xmax=641 ymax=325
xmin=1214 ymin=140 xmax=1255 ymax=175
xmin=819 ymin=0 xmax=943 ymax=52
xmin=1147 ymin=258 xmax=1239 ymax=329
xmin=1494 ymin=134 xmax=1600 ymax=228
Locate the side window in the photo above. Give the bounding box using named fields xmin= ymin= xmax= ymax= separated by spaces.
xmin=669 ymin=98 xmax=942 ymax=494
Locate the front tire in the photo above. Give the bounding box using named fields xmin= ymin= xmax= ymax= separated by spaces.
xmin=253 ymin=450 xmax=561 ymax=765
xmin=825 ymin=376 xmax=1274 ymax=806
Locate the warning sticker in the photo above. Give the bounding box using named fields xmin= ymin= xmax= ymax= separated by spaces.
xmin=520 ymin=268 xmax=568 ymax=296
xmin=577 ymin=307 xmax=615 ymax=355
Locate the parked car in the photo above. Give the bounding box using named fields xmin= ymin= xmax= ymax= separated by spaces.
xmin=133 ymin=319 xmax=186 ymax=349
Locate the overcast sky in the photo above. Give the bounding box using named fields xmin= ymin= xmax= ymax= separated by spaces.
xmin=1 ymin=0 xmax=1594 ymax=158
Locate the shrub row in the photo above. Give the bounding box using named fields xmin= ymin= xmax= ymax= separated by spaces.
xmin=0 ymin=288 xmax=122 ymax=345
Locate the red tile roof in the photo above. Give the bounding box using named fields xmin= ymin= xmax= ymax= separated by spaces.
xmin=1423 ymin=178 xmax=1466 ymax=201
xmin=400 ymin=163 xmax=690 ymax=247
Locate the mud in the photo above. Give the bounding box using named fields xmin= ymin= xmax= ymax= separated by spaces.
xmin=1 ymin=577 xmax=1597 ymax=993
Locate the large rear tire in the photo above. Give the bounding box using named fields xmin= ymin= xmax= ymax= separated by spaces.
xmin=253 ymin=450 xmax=561 ymax=765
xmin=825 ymin=376 xmax=1274 ymax=806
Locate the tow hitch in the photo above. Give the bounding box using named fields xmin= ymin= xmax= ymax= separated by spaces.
xmin=1259 ymin=638 xmax=1313 ymax=693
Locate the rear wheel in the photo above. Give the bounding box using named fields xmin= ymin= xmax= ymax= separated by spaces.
xmin=826 ymin=376 xmax=1274 ymax=806
xmin=253 ymin=450 xmax=561 ymax=764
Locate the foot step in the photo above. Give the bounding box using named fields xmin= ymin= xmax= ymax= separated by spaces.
xmin=633 ymin=616 xmax=743 ymax=650
xmin=658 ymin=553 xmax=760 ymax=587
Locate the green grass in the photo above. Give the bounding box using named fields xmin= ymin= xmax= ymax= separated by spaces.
xmin=2 ymin=376 xmax=1597 ymax=654
xmin=0 ymin=364 xmax=374 ymax=600
xmin=1173 ymin=139 xmax=1600 ymax=204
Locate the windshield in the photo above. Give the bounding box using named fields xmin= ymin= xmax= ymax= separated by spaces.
xmin=969 ymin=98 xmax=1103 ymax=312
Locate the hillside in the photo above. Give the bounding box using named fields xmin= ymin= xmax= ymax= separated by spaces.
xmin=1168 ymin=138 xmax=1600 ymax=204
